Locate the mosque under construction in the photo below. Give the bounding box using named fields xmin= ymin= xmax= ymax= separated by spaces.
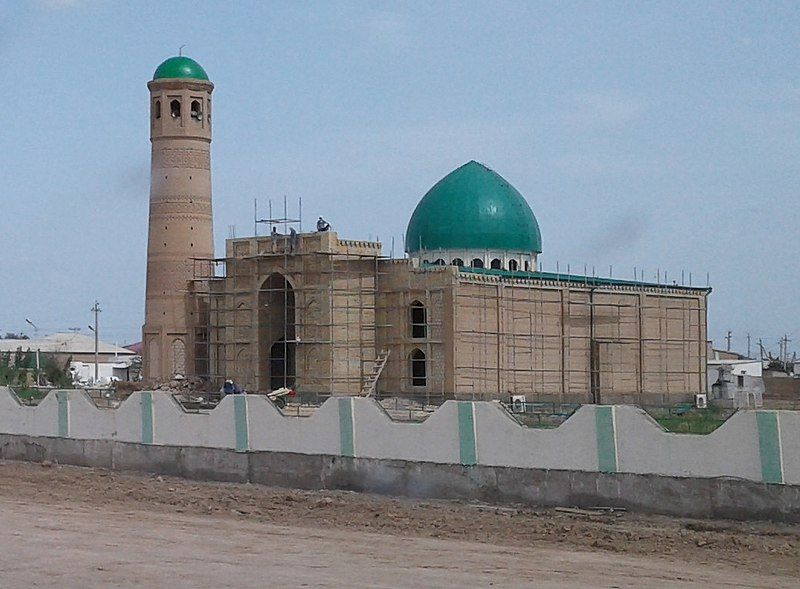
xmin=142 ymin=55 xmax=710 ymax=405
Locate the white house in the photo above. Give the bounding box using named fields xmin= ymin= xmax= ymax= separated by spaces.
xmin=707 ymin=354 xmax=763 ymax=408
xmin=0 ymin=333 xmax=137 ymax=385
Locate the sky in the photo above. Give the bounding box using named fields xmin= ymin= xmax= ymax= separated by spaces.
xmin=0 ymin=0 xmax=798 ymax=357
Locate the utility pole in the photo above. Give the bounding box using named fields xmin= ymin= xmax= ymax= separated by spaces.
xmin=90 ymin=301 xmax=101 ymax=382
xmin=25 ymin=318 xmax=40 ymax=385
xmin=725 ymin=330 xmax=732 ymax=352
xmin=746 ymin=333 xmax=751 ymax=358
xmin=782 ymin=334 xmax=792 ymax=366
xmin=759 ymin=338 xmax=764 ymax=362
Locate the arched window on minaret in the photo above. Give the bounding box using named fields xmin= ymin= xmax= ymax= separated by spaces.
xmin=154 ymin=100 xmax=161 ymax=119
xmin=170 ymin=99 xmax=181 ymax=119
xmin=171 ymin=339 xmax=186 ymax=377
xmin=190 ymin=100 xmax=202 ymax=121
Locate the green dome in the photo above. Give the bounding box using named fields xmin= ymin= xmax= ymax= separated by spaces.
xmin=153 ymin=56 xmax=209 ymax=81
xmin=405 ymin=161 xmax=542 ymax=254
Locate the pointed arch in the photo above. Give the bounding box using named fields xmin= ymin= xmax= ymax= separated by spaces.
xmin=410 ymin=300 xmax=426 ymax=339
xmin=147 ymin=338 xmax=160 ymax=380
xmin=258 ymin=272 xmax=296 ymax=391
xmin=171 ymin=339 xmax=186 ymax=376
xmin=410 ymin=348 xmax=426 ymax=387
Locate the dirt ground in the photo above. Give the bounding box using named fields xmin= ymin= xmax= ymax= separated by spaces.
xmin=0 ymin=460 xmax=798 ymax=588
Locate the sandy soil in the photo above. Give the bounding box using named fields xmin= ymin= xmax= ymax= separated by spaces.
xmin=0 ymin=460 xmax=798 ymax=588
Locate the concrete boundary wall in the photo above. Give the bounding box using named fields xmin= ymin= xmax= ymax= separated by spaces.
xmin=0 ymin=434 xmax=798 ymax=522
xmin=0 ymin=388 xmax=798 ymax=486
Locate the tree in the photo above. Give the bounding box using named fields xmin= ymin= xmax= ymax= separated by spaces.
xmin=1 ymin=332 xmax=29 ymax=340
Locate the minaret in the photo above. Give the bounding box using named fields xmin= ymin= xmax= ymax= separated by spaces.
xmin=142 ymin=56 xmax=214 ymax=381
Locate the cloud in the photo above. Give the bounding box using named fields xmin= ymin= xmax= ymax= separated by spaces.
xmin=37 ymin=0 xmax=84 ymax=8
xmin=581 ymin=212 xmax=648 ymax=259
xmin=359 ymin=9 xmax=414 ymax=51
xmin=115 ymin=160 xmax=150 ymax=199
xmin=0 ymin=3 xmax=27 ymax=57
xmin=561 ymin=91 xmax=645 ymax=130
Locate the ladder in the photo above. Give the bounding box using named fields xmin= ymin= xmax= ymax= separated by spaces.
xmin=360 ymin=350 xmax=390 ymax=397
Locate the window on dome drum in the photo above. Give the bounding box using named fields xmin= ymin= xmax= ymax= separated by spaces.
xmin=452 ymin=258 xmax=464 ymax=267
xmin=154 ymin=100 xmax=161 ymax=119
xmin=471 ymin=258 xmax=484 ymax=269
xmin=170 ymin=99 xmax=181 ymax=119
xmin=508 ymin=259 xmax=518 ymax=272
xmin=190 ymin=100 xmax=202 ymax=120
xmin=490 ymin=258 xmax=502 ymax=270
xmin=433 ymin=258 xmax=445 ymax=265
xmin=524 ymin=261 xmax=530 ymax=271
xmin=410 ymin=300 xmax=426 ymax=339
xmin=410 ymin=349 xmax=426 ymax=387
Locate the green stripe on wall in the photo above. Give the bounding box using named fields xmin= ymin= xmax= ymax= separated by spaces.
xmin=338 ymin=398 xmax=355 ymax=458
xmin=233 ymin=395 xmax=249 ymax=452
xmin=457 ymin=402 xmax=477 ymax=466
xmin=756 ymin=411 xmax=784 ymax=484
xmin=595 ymin=406 xmax=617 ymax=473
xmin=140 ymin=392 xmax=154 ymax=444
xmin=56 ymin=391 xmax=69 ymax=437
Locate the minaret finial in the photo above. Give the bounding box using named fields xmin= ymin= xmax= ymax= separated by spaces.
xmin=178 ymin=44 xmax=186 ymax=57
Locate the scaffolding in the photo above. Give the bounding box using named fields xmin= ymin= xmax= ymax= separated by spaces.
xmin=189 ymin=198 xmax=398 ymax=400
xmin=188 ymin=201 xmax=709 ymax=407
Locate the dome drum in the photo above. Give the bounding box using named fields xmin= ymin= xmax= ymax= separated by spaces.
xmin=416 ymin=249 xmax=537 ymax=272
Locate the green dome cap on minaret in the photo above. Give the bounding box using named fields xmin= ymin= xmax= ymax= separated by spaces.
xmin=405 ymin=161 xmax=542 ymax=254
xmin=153 ymin=56 xmax=209 ymax=81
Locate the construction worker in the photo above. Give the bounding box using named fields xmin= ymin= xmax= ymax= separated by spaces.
xmin=222 ymin=379 xmax=242 ymax=396
xmin=316 ymin=216 xmax=331 ymax=232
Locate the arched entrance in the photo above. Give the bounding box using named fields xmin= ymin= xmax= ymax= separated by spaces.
xmin=258 ymin=273 xmax=296 ymax=391
xmin=269 ymin=338 xmax=296 ymax=390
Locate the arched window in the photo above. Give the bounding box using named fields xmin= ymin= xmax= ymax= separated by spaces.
xmin=171 ymin=339 xmax=186 ymax=376
xmin=410 ymin=300 xmax=426 ymax=339
xmin=410 ymin=348 xmax=426 ymax=387
xmin=508 ymin=259 xmax=518 ymax=272
xmin=147 ymin=338 xmax=159 ymax=379
xmin=490 ymin=258 xmax=502 ymax=269
xmin=170 ymin=99 xmax=181 ymax=119
xmin=471 ymin=258 xmax=484 ymax=269
xmin=524 ymin=261 xmax=530 ymax=271
xmin=154 ymin=100 xmax=161 ymax=119
xmin=452 ymin=258 xmax=464 ymax=267
xmin=433 ymin=258 xmax=445 ymax=266
xmin=190 ymin=100 xmax=202 ymax=120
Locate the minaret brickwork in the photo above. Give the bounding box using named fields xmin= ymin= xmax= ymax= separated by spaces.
xmin=142 ymin=62 xmax=214 ymax=381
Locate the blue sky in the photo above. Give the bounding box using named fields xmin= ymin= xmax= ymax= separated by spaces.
xmin=1 ymin=1 xmax=798 ymax=357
